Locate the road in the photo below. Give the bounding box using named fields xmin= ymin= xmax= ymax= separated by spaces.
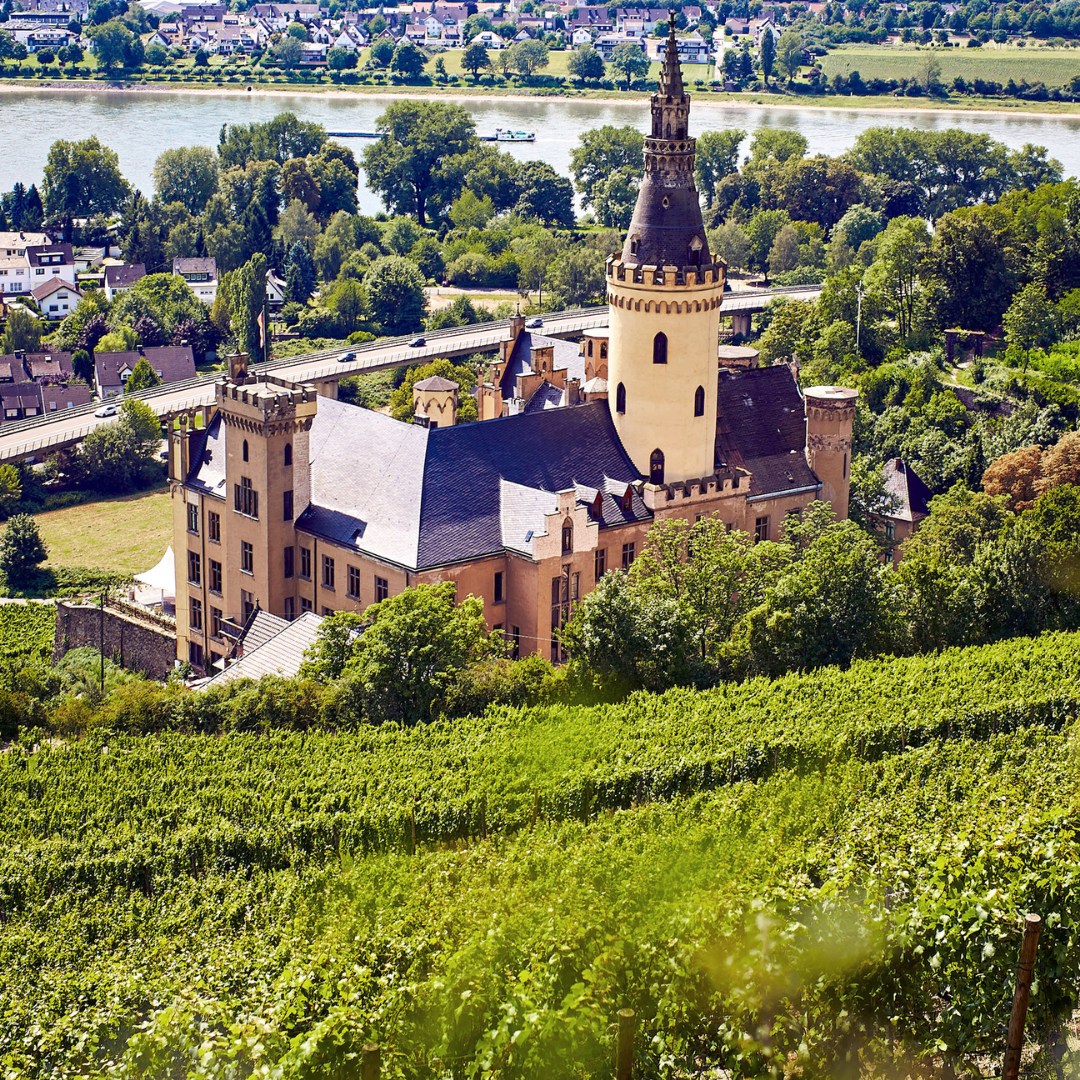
xmin=0 ymin=286 xmax=821 ymax=463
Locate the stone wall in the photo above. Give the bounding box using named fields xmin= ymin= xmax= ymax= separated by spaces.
xmin=53 ymin=600 xmax=177 ymax=681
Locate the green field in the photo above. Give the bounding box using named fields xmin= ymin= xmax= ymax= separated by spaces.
xmin=34 ymin=485 xmax=171 ymax=577
xmin=3 ymin=632 xmax=1080 ymax=1076
xmin=821 ymin=43 xmax=1080 ymax=87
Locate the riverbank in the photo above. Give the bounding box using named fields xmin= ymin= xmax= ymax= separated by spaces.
xmin=1 ymin=75 xmax=1079 ymax=118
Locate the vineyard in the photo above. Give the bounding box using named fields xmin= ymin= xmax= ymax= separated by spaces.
xmin=2 ymin=633 xmax=1080 ymax=1076
xmin=0 ymin=601 xmax=54 ymax=663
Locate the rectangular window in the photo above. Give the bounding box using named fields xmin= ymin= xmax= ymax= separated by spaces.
xmin=511 ymin=626 xmax=521 ymax=660
xmin=322 ymin=555 xmax=335 ymax=590
xmin=494 ymin=570 xmax=504 ymax=604
xmin=209 ymin=558 xmax=222 ymax=594
xmin=241 ymin=540 xmax=254 ymax=575
xmin=621 ymin=542 xmax=635 ymax=570
xmin=233 ymin=476 xmax=258 ymax=519
xmin=754 ymin=515 xmax=770 ymax=543
xmin=283 ymin=546 xmax=294 ymax=579
xmin=208 ymin=511 xmax=221 ymax=543
xmin=549 ymin=568 xmax=579 ymax=663
xmin=885 ymin=522 xmax=895 ymax=541
xmin=187 ymin=550 xmax=201 ymax=586
xmin=188 ymin=640 xmax=204 ymax=668
xmin=190 ymin=596 xmax=203 ymax=631
xmin=299 ymin=546 xmax=311 ymax=580
xmin=594 ymin=547 xmax=606 ymax=581
xmin=210 ymin=606 xmax=222 ymax=639
xmin=284 ymin=596 xmax=295 ymax=620
xmin=321 ymin=606 xmax=334 ymax=616
xmin=347 ymin=565 xmax=360 ymax=599
xmin=300 ymin=596 xmax=313 ymax=613
xmin=241 ymin=589 xmax=255 ymax=622
xmin=187 ymin=503 xmax=199 ymax=534
xmin=283 ymin=489 xmax=293 ymax=522
xmin=375 ymin=575 xmax=388 ymax=603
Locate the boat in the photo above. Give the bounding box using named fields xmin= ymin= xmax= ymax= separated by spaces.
xmin=493 ymin=128 xmax=536 ymax=142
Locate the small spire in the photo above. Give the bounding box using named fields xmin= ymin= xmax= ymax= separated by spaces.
xmin=659 ymin=8 xmax=684 ymax=97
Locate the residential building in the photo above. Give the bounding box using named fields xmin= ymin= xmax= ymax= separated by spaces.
xmin=103 ymin=262 xmax=146 ymax=302
xmin=95 ymin=344 xmax=196 ymax=398
xmin=173 ymin=256 xmax=218 ymax=304
xmin=32 ymin=277 xmax=82 ymax=319
xmin=876 ymin=458 xmax=932 ymax=564
xmin=169 ymin=30 xmax=856 ymax=672
xmin=25 ymin=242 xmax=76 ymax=290
xmin=0 ymin=232 xmax=51 ymax=257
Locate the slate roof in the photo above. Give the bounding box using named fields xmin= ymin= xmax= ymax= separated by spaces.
xmin=41 ymin=382 xmax=92 ymax=411
xmin=173 ymin=256 xmax=218 ymax=278
xmin=208 ymin=611 xmax=324 ymax=686
xmin=103 ymin=263 xmax=146 ymax=289
xmin=521 ymin=381 xmax=565 ymax=413
xmin=715 ymin=366 xmax=820 ymax=498
xmin=498 ymin=330 xmax=584 ymax=402
xmin=414 ymin=375 xmax=458 ymax=392
xmin=882 ymin=458 xmax=932 ymax=523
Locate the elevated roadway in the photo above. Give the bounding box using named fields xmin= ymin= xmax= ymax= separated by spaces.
xmin=0 ymin=285 xmax=820 ymax=464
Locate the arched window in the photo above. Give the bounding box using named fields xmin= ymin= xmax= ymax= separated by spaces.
xmin=694 ymin=385 xmax=705 ymax=417
xmin=561 ymin=517 xmax=573 ymax=555
xmin=600 ymin=342 xmax=608 ymax=359
xmin=650 ymin=448 xmax=665 ymax=485
xmin=242 ymin=439 xmax=249 ymax=462
xmin=653 ymin=332 xmax=667 ymax=365
xmin=616 ymin=382 xmax=626 ymax=414
xmin=284 ymin=443 xmax=292 ymax=467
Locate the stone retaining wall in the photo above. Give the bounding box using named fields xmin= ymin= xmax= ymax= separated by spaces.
xmin=53 ymin=600 xmax=177 ymax=681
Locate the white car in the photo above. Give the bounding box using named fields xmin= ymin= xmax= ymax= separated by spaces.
xmin=94 ymin=402 xmax=119 ymax=418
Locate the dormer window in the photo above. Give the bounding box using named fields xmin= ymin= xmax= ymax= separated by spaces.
xmin=629 ymin=237 xmax=640 ymax=258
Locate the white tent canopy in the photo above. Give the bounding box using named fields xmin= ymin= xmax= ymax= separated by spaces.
xmin=133 ymin=546 xmax=175 ymax=606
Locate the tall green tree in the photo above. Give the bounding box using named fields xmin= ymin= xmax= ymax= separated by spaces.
xmin=42 ymin=137 xmax=130 ymax=239
xmin=865 ymin=215 xmax=932 ymax=340
xmin=461 ymin=40 xmax=490 ymax=81
xmin=124 ymin=356 xmax=161 ymax=393
xmin=0 ymin=514 xmax=46 ymax=587
xmin=506 ymin=38 xmax=548 ymax=76
xmin=775 ymin=30 xmax=803 ymax=83
xmin=363 ymin=255 xmax=426 ymax=334
xmin=759 ymin=28 xmax=775 ymax=83
xmin=567 ymin=43 xmax=603 ymax=82
xmin=152 ymin=146 xmax=218 ymax=215
xmin=0 ymin=308 xmax=42 ymax=354
xmin=362 ymin=101 xmax=476 ymax=227
xmin=1002 ymin=281 xmax=1056 ymax=351
xmin=694 ymin=129 xmax=746 ymax=208
xmin=608 ymin=41 xmax=649 ymax=90
xmin=569 ymin=125 xmax=644 ymax=210
xmin=222 ymin=252 xmax=268 ymax=363
xmin=284 ymin=241 xmax=316 ymax=303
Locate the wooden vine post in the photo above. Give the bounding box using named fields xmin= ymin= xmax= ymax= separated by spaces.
xmin=1002 ymin=913 xmax=1042 ymax=1080
xmin=615 ymin=1008 xmax=636 ymax=1080
xmin=362 ymin=1042 xmax=381 ymax=1080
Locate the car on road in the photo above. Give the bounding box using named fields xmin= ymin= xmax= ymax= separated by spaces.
xmin=525 ymin=317 xmax=543 ymax=329
xmin=338 ymin=351 xmax=356 ymax=363
xmin=408 ymin=336 xmax=426 ymax=347
xmin=93 ymin=402 xmax=119 ymax=418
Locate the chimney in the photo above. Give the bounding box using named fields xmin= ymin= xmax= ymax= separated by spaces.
xmin=228 ymin=352 xmax=249 ymax=384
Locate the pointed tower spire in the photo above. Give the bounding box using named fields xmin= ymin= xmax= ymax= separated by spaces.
xmin=658 ymin=10 xmax=684 ymax=100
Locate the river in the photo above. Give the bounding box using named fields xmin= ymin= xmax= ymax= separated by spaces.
xmin=4 ymin=86 xmax=1080 ymax=214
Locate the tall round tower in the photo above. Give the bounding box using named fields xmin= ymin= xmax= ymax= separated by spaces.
xmin=804 ymin=385 xmax=858 ymax=519
xmin=606 ymin=20 xmax=726 ymax=486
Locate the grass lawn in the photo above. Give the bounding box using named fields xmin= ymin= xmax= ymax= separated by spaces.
xmin=819 ymin=43 xmax=1080 ymax=87
xmin=35 ymin=485 xmax=172 ymax=577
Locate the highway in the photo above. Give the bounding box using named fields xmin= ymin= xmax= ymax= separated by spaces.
xmin=0 ymin=286 xmax=821 ymax=463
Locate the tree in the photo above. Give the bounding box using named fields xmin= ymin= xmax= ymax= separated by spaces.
xmin=759 ymin=27 xmax=775 ymax=83
xmin=314 ymin=582 xmax=497 ymax=725
xmin=0 ymin=308 xmax=42 ymax=354
xmin=362 ymin=100 xmax=476 ymax=227
xmin=152 ymin=146 xmax=218 ymax=215
xmin=77 ymin=398 xmax=163 ymax=493
xmin=0 ymin=515 xmax=46 ymax=587
xmin=775 ymin=30 xmax=802 ymax=83
xmin=43 ymin=137 xmax=130 ymax=239
xmin=321 ymin=278 xmax=366 ymax=335
xmin=88 ymin=19 xmax=134 ymax=71
xmin=746 ymin=128 xmax=808 ymax=168
xmin=609 ymin=41 xmax=649 ymax=90
xmin=364 ymin=255 xmax=426 ymax=334
xmin=124 ymin=356 xmax=161 ymax=393
xmin=567 ymin=43 xmax=603 ymax=83
xmin=327 ymin=45 xmax=355 ymax=71
xmin=767 ymin=224 xmax=801 ymax=275
xmin=110 ymin=272 xmax=212 ymax=343
xmin=0 ymin=463 xmax=21 ymax=512
xmin=271 ymin=35 xmax=302 ymax=69
xmin=144 ymin=42 xmax=168 ymax=66
xmin=36 ymin=48 xmax=54 ymax=65
xmin=745 ymin=208 xmax=793 ymax=271
xmin=593 ymin=167 xmax=639 ymax=230
xmin=708 ymin=219 xmax=751 ymax=270
xmin=462 ymin=40 xmax=490 ymax=81
xmin=284 ymin=241 xmax=316 ymax=303
xmin=514 ymin=162 xmax=575 ymax=227
xmin=275 ymin=198 xmax=320 ymax=253
xmin=547 ymin=246 xmax=606 ymax=308
xmin=193 ymin=47 xmax=208 ymax=66
xmin=569 ymin=125 xmax=644 ymax=210
xmin=389 ymin=358 xmax=478 ymax=423
xmin=390 ymin=40 xmax=426 ymax=79
xmin=694 ymin=129 xmax=746 ymax=208
xmin=368 ymin=37 xmax=394 ymax=67
xmin=506 ymin=38 xmax=548 ymax=77
xmin=982 ymin=443 xmax=1044 ymax=511
xmin=865 ymin=215 xmax=932 ymax=340
xmin=221 ymin=252 xmax=268 ymax=363
xmin=1002 ymin=282 xmax=1056 ymax=352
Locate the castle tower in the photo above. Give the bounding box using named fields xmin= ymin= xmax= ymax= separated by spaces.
xmin=804 ymin=385 xmax=857 ymax=519
xmin=413 ymin=375 xmax=459 ymax=428
xmin=216 ymin=371 xmax=318 ymax=621
xmin=606 ymin=17 xmax=726 ymax=486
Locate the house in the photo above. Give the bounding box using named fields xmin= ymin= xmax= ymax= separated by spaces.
xmin=594 ymin=32 xmax=644 ymax=58
xmin=173 ymin=256 xmax=218 ymax=304
xmin=648 ymin=31 xmax=709 ymax=63
xmin=877 ymin=458 xmax=932 ymax=564
xmin=95 ymin=344 xmax=196 ymax=397
xmin=568 ymin=4 xmax=613 ymax=32
xmin=24 ymin=242 xmax=76 ymax=290
xmin=265 ymin=268 xmax=286 ymax=309
xmin=32 ymin=277 xmax=82 ymax=319
xmin=0 ymin=256 xmax=31 ymax=296
xmin=0 ymin=383 xmax=43 ymax=423
xmin=472 ymin=29 xmax=504 ymax=47
xmin=571 ymin=25 xmax=594 ymax=44
xmin=0 ymin=232 xmax=51 ymax=258
xmin=103 ymin=262 xmax=146 ymax=302
xmin=41 ymin=381 xmax=93 ymax=413
xmin=298 ymin=40 xmax=328 ymax=63
xmin=4 ymin=22 xmax=74 ymax=49
xmin=206 ymin=609 xmax=324 ymax=683
xmin=21 ymin=349 xmax=75 ymax=382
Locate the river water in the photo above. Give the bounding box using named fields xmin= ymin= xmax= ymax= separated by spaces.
xmin=4 ymin=87 xmax=1080 ymax=213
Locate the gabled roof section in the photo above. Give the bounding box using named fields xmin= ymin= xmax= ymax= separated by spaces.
xmin=716 ymin=366 xmax=819 ymax=498
xmin=207 ymin=611 xmax=324 ymax=686
xmin=882 ymin=458 xmax=932 ymax=523
xmin=499 ymin=479 xmax=558 ymax=556
xmin=499 ymin=330 xmax=584 ymax=402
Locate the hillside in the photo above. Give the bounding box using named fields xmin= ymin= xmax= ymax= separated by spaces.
xmin=3 ymin=633 xmax=1080 ymax=1077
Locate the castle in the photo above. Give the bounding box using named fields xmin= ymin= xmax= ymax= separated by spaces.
xmin=169 ymin=29 xmax=856 ymax=670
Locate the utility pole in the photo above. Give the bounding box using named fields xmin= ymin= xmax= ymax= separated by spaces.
xmin=855 ymin=281 xmax=864 ymax=355
xmin=98 ymin=589 xmax=105 ymax=692
xmin=1002 ymin=914 xmax=1043 ymax=1080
